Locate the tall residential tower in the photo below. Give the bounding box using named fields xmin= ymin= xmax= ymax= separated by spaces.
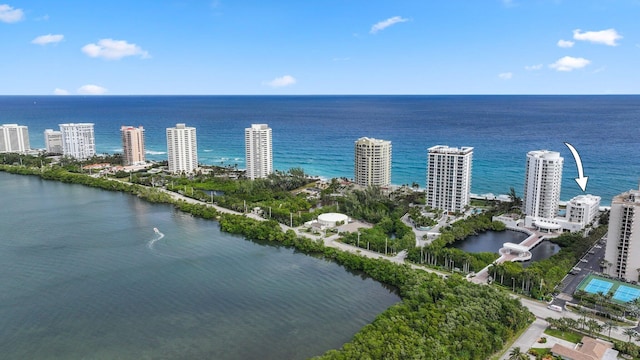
xmin=604 ymin=187 xmax=640 ymax=282
xmin=0 ymin=124 xmax=30 ymax=153
xmin=426 ymin=145 xmax=473 ymax=213
xmin=44 ymin=129 xmax=63 ymax=154
xmin=121 ymin=126 xmax=146 ymax=166
xmin=523 ymin=150 xmax=563 ymax=219
xmin=59 ymin=123 xmax=95 ymax=160
xmin=245 ymin=124 xmax=273 ymax=180
xmin=166 ymin=123 xmax=198 ymax=174
xmin=354 ymin=137 xmax=392 ymax=187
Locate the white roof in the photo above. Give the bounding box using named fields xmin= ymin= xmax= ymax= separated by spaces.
xmin=318 ymin=213 xmax=349 ymax=222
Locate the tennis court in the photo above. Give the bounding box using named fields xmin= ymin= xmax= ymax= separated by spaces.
xmin=577 ymin=274 xmax=640 ymax=303
xmin=583 ymin=278 xmax=613 ymax=295
xmin=613 ymin=285 xmax=640 ymax=303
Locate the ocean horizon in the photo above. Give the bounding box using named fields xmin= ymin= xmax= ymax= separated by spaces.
xmin=2 ymin=95 xmax=639 ymax=205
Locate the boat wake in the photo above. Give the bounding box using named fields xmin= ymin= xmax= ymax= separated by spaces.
xmin=148 ymin=228 xmax=165 ymax=250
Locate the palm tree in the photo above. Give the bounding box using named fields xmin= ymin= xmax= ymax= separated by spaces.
xmin=604 ymin=320 xmax=618 ymax=338
xmin=576 ymin=307 xmax=589 ymax=330
xmin=508 ymin=346 xmax=527 ymax=360
xmin=623 ymin=328 xmax=637 ymax=343
xmin=586 ymin=319 xmax=602 ymax=337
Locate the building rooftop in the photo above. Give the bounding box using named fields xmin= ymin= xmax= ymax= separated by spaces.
xmin=427 ymin=145 xmax=473 ymax=154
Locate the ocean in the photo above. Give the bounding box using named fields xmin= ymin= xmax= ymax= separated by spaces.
xmin=1 ymin=95 xmax=639 ymax=204
xmin=0 ymin=172 xmax=400 ymax=359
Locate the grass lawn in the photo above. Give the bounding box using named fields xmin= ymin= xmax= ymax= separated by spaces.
xmin=544 ymin=328 xmax=583 ymax=344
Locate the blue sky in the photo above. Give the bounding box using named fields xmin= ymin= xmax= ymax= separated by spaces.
xmin=1 ymin=0 xmax=638 ymax=95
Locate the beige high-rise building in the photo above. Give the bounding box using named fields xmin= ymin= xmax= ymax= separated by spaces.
xmin=59 ymin=123 xmax=95 ymax=160
xmin=354 ymin=137 xmax=392 ymax=187
xmin=166 ymin=123 xmax=198 ymax=174
xmin=0 ymin=124 xmax=30 ymax=153
xmin=245 ymin=124 xmax=273 ymax=180
xmin=604 ymin=187 xmax=640 ymax=282
xmin=426 ymin=145 xmax=473 ymax=213
xmin=44 ymin=129 xmax=63 ymax=154
xmin=121 ymin=126 xmax=146 ymax=166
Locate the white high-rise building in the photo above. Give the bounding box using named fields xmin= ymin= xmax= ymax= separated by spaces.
xmin=245 ymin=124 xmax=273 ymax=180
xmin=0 ymin=124 xmax=30 ymax=153
xmin=59 ymin=123 xmax=95 ymax=160
xmin=166 ymin=123 xmax=198 ymax=174
xmin=523 ymin=150 xmax=563 ymax=219
xmin=44 ymin=129 xmax=63 ymax=154
xmin=354 ymin=137 xmax=392 ymax=187
xmin=121 ymin=126 xmax=146 ymax=166
xmin=426 ymin=145 xmax=473 ymax=213
xmin=604 ymin=187 xmax=640 ymax=282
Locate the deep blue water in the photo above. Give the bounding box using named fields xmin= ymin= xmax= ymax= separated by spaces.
xmin=1 ymin=95 xmax=639 ymax=204
xmin=0 ymin=172 xmax=400 ymax=359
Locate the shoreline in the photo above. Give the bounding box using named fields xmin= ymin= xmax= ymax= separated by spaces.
xmin=0 ymin=165 xmax=532 ymax=359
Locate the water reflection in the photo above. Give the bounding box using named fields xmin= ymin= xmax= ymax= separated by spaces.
xmin=450 ymin=230 xmax=560 ymax=265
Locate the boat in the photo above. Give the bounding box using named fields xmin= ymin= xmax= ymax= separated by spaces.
xmin=153 ymin=227 xmax=160 ymax=233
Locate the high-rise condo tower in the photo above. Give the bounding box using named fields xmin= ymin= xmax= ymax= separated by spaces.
xmin=59 ymin=123 xmax=95 ymax=160
xmin=426 ymin=145 xmax=473 ymax=213
xmin=166 ymin=123 xmax=198 ymax=174
xmin=245 ymin=124 xmax=273 ymax=180
xmin=604 ymin=187 xmax=640 ymax=282
xmin=0 ymin=124 xmax=30 ymax=153
xmin=523 ymin=150 xmax=563 ymax=219
xmin=354 ymin=137 xmax=392 ymax=187
xmin=121 ymin=126 xmax=146 ymax=166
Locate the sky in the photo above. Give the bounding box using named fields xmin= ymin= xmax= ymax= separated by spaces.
xmin=1 ymin=0 xmax=639 ymax=95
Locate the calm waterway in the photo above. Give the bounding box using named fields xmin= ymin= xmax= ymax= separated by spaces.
xmin=0 ymin=172 xmax=400 ymax=359
xmin=451 ymin=230 xmax=560 ymax=266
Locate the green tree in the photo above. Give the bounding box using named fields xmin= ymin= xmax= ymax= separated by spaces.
xmin=604 ymin=320 xmax=617 ymax=338
xmin=624 ymin=328 xmax=637 ymax=343
xmin=507 ymin=346 xmax=527 ymax=360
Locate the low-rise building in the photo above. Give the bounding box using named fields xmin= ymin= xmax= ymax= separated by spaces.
xmin=550 ymin=336 xmax=617 ymax=360
xmin=524 ymin=194 xmax=601 ymax=233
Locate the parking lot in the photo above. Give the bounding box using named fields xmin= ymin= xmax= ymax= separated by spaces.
xmin=552 ymin=236 xmax=607 ymax=306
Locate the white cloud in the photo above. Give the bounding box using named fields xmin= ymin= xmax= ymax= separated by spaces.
xmin=81 ymin=39 xmax=149 ymax=60
xmin=524 ymin=64 xmax=543 ymax=71
xmin=498 ymin=72 xmax=513 ymax=80
xmin=0 ymin=4 xmax=24 ymax=23
xmin=557 ymin=39 xmax=574 ymax=48
xmin=370 ymin=16 xmax=408 ymax=34
xmin=573 ymin=28 xmax=622 ymax=46
xmin=53 ymin=88 xmax=70 ymax=95
xmin=264 ymin=75 xmax=297 ymax=88
xmin=77 ymin=84 xmax=108 ymax=95
xmin=549 ymin=56 xmax=591 ymax=72
xmin=502 ymin=0 xmax=517 ymax=8
xmin=32 ymin=34 xmax=64 ymax=45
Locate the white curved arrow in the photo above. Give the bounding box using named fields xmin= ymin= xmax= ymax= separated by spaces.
xmin=564 ymin=142 xmax=588 ymax=192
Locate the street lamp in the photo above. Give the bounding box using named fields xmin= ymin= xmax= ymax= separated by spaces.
xmin=512 ymin=277 xmax=515 ymax=292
